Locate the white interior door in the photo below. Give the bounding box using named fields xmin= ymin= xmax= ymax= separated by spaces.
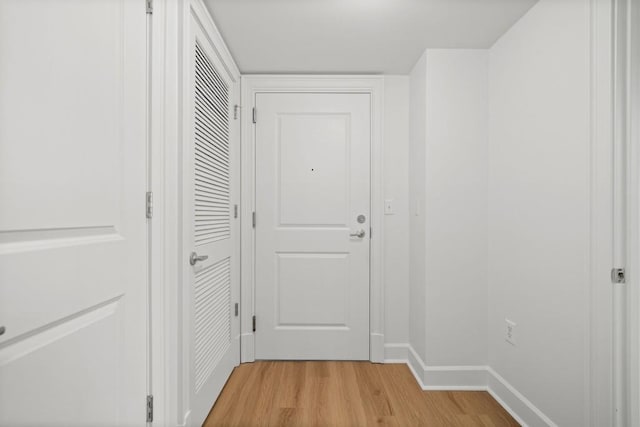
xmin=183 ymin=12 xmax=240 ymax=427
xmin=0 ymin=1 xmax=147 ymax=426
xmin=254 ymin=93 xmax=371 ymax=360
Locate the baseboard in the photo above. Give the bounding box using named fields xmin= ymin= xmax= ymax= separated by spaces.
xmin=408 ymin=345 xmax=487 ymax=390
xmin=370 ymin=333 xmax=385 ymax=363
xmin=384 ymin=342 xmax=409 ymax=361
xmin=486 ymin=367 xmax=557 ymax=427
xmin=383 ymin=343 xmax=555 ymax=426
xmin=385 ymin=343 xmax=487 ymax=390
xmin=179 ymin=410 xmax=191 ymax=427
xmin=240 ymin=332 xmax=255 ymax=363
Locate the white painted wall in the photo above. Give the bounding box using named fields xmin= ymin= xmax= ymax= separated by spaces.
xmin=423 ymin=50 xmax=488 ymax=366
xmin=487 ymin=0 xmax=591 ymax=425
xmin=383 ymin=76 xmax=410 ymax=345
xmin=409 ymin=52 xmax=428 ymax=362
xmin=401 ymin=1 xmax=605 ymax=423
xmin=407 ymin=49 xmax=488 ymax=367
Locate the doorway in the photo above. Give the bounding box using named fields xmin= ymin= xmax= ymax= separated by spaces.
xmin=240 ymin=77 xmax=386 ymax=363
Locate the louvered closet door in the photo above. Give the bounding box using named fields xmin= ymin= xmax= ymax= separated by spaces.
xmin=185 ymin=11 xmax=240 ymax=427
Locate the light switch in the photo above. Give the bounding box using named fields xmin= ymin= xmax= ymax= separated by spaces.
xmin=384 ymin=199 xmax=394 ymax=215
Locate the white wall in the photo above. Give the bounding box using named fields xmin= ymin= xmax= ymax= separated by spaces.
xmin=407 ymin=49 xmax=489 ymax=368
xmin=424 ymin=50 xmax=488 ymax=366
xmin=404 ymin=4 xmax=595 ymax=421
xmin=487 ymin=0 xmax=591 ymax=425
xmin=409 ymin=52 xmax=428 ymax=361
xmin=383 ymin=76 xmax=410 ymax=345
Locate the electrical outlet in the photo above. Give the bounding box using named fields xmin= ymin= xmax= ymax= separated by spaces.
xmin=384 ymin=199 xmax=394 ymax=215
xmin=505 ymin=319 xmax=516 ymax=346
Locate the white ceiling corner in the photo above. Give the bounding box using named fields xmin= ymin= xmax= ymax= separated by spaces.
xmin=203 ymin=0 xmax=538 ymax=74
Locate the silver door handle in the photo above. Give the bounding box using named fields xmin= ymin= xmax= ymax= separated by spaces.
xmin=190 ymin=252 xmax=208 ymax=266
xmin=350 ymin=229 xmax=366 ymax=238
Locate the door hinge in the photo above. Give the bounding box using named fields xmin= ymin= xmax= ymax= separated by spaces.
xmin=252 ymin=107 xmax=257 ymax=124
xmin=235 ymin=303 xmax=239 ymax=317
xmin=252 ymin=315 xmax=256 ymax=332
xmin=612 ymin=268 xmax=626 ymax=284
xmin=146 ymin=0 xmax=153 ymax=14
xmin=146 ymin=191 xmax=153 ymax=219
xmin=146 ymin=395 xmax=153 ymax=422
xmin=234 ymin=204 xmax=238 ymax=219
xmin=252 ymin=211 xmax=256 ymax=228
xmin=234 ymin=105 xmax=240 ymax=120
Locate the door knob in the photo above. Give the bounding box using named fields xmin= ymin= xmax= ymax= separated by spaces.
xmin=190 ymin=252 xmax=208 ymax=266
xmin=350 ymin=229 xmax=366 ymax=238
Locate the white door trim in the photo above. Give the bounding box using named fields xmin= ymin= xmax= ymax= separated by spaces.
xmin=240 ymin=75 xmax=385 ymax=363
xmin=589 ymin=0 xmax=619 ymax=425
xmin=623 ymin=0 xmax=640 ymax=425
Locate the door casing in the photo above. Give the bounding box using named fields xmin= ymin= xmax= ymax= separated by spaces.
xmin=623 ymin=0 xmax=640 ymax=425
xmin=240 ymin=76 xmax=385 ymax=363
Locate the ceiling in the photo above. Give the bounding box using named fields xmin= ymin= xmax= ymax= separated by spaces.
xmin=202 ymin=0 xmax=538 ymax=74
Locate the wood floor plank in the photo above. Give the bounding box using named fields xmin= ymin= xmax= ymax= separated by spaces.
xmin=203 ymin=362 xmax=520 ymax=427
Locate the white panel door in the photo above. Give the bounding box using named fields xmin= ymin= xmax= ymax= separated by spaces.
xmin=0 ymin=1 xmax=147 ymax=426
xmin=184 ymin=11 xmax=240 ymax=427
xmin=255 ymin=93 xmax=370 ymax=360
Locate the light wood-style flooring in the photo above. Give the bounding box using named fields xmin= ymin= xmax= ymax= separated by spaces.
xmin=204 ymin=361 xmax=519 ymax=427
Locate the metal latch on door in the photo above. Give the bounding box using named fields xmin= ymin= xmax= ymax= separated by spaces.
xmin=190 ymin=252 xmax=208 ymax=266
xmin=350 ymin=214 xmax=366 ymax=238
xmin=350 ymin=229 xmax=366 ymax=238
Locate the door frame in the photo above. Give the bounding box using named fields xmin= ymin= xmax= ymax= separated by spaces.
xmin=625 ymin=0 xmax=640 ymax=424
xmin=240 ymin=76 xmax=385 ymax=363
xmin=148 ymin=0 xmax=241 ymax=425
